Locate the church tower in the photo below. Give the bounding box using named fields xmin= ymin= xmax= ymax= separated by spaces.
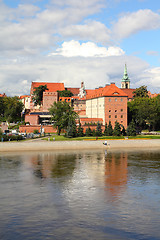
xmin=121 ymin=64 xmax=130 ymax=89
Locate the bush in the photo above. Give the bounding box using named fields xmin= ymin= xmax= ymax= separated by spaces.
xmin=96 ymin=121 xmax=102 ymax=136
xmin=108 ymin=121 xmax=113 ymax=136
xmin=33 ymin=129 xmax=39 ymax=134
xmin=127 ymin=120 xmax=136 ymax=136
xmin=113 ymin=121 xmax=121 ymax=136
xmin=85 ymin=127 xmax=93 ymax=136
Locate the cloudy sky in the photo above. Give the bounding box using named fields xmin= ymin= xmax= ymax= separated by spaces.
xmin=0 ymin=0 xmax=160 ymax=96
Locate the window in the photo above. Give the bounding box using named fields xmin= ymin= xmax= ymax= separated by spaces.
xmin=121 ymin=109 xmax=123 ymax=112
xmin=109 ymin=115 xmax=111 ymax=118
xmin=121 ymin=115 xmax=123 ymax=118
xmin=115 ymin=98 xmax=117 ymax=102
xmin=109 ymin=110 xmax=111 ymax=112
xmin=121 ymin=98 xmax=123 ymax=102
xmin=109 ymin=98 xmax=111 ymax=102
xmin=115 ymin=110 xmax=117 ymax=112
xmin=115 ymin=115 xmax=117 ymax=118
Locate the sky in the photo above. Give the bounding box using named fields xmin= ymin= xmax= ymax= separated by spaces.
xmin=0 ymin=0 xmax=160 ymax=96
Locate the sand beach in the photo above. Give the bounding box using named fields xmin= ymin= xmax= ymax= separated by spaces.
xmin=0 ymin=138 xmax=160 ymax=152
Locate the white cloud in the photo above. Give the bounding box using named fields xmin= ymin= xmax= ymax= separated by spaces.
xmin=1 ymin=54 xmax=158 ymax=97
xmin=0 ymin=1 xmax=160 ymax=97
xmin=50 ymin=40 xmax=125 ymax=57
xmin=113 ymin=9 xmax=160 ymax=39
xmin=49 ymin=0 xmax=105 ymax=9
xmin=137 ymin=67 xmax=160 ymax=90
xmin=60 ymin=20 xmax=111 ymax=44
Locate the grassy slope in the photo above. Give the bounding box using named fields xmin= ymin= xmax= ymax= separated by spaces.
xmin=44 ymin=135 xmax=160 ymax=141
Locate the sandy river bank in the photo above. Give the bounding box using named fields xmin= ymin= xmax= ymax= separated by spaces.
xmin=0 ymin=139 xmax=160 ymax=152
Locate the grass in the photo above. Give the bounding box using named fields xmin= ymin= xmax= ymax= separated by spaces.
xmin=43 ymin=134 xmax=160 ymax=141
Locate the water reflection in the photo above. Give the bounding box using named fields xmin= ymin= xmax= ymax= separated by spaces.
xmin=104 ymin=151 xmax=128 ymax=200
xmin=31 ymin=153 xmax=77 ymax=181
xmin=0 ymin=150 xmax=160 ymax=240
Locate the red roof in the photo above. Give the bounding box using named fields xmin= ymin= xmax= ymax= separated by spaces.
xmin=19 ymin=95 xmax=30 ymax=99
xmin=86 ymin=83 xmax=128 ymax=100
xmin=67 ymin=87 xmax=80 ymax=95
xmin=30 ymin=82 xmax=65 ymax=94
xmin=120 ymin=88 xmax=135 ymax=99
xmin=0 ymin=93 xmax=6 ymax=97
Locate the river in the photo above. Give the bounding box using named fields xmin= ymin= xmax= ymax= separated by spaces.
xmin=0 ymin=149 xmax=160 ymax=240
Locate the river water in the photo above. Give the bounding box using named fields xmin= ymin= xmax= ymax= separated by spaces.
xmin=0 ymin=149 xmax=160 ymax=240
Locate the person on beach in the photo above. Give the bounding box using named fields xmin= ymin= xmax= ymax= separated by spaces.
xmin=103 ymin=140 xmax=107 ymax=146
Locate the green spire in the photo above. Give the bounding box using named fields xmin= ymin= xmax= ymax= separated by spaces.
xmin=122 ymin=64 xmax=130 ymax=82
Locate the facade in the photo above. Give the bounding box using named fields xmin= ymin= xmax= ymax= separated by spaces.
xmin=86 ymin=83 xmax=128 ymax=129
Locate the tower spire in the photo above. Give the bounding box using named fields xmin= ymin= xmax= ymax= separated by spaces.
xmin=121 ymin=64 xmax=130 ymax=89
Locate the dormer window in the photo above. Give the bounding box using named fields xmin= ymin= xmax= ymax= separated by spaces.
xmin=113 ymin=92 xmax=119 ymax=95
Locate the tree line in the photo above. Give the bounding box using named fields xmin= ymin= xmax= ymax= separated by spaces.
xmin=128 ymin=86 xmax=160 ymax=132
xmin=49 ymin=101 xmax=136 ymax=137
xmin=0 ymin=96 xmax=24 ymax=123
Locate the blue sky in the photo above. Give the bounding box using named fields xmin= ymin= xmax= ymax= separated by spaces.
xmin=0 ymin=0 xmax=160 ymax=95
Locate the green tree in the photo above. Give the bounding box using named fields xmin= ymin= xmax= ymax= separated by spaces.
xmin=32 ymin=85 xmax=48 ymax=106
xmin=121 ymin=125 xmax=126 ymax=136
xmin=146 ymin=95 xmax=160 ymax=131
xmin=85 ymin=127 xmax=93 ymax=136
xmin=49 ymin=101 xmax=77 ymax=135
xmin=108 ymin=121 xmax=113 ymax=136
xmin=104 ymin=122 xmax=108 ymax=136
xmin=127 ymin=120 xmax=136 ymax=136
xmin=96 ymin=121 xmax=102 ymax=136
xmin=77 ymin=120 xmax=84 ymax=137
xmin=57 ymin=90 xmax=73 ymax=97
xmin=3 ymin=97 xmax=24 ymax=123
xmin=92 ymin=129 xmax=96 ymax=136
xmin=113 ymin=121 xmax=121 ymax=136
xmin=128 ymin=97 xmax=150 ymax=131
xmin=66 ymin=118 xmax=77 ymax=138
xmin=0 ymin=97 xmax=5 ymax=121
xmin=133 ymin=85 xmax=148 ymax=98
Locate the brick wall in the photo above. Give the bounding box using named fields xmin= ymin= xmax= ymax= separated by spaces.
xmin=105 ymin=96 xmax=127 ymax=129
xmin=43 ymin=92 xmax=58 ymax=111
xmin=25 ymin=114 xmax=39 ymax=125
xmin=19 ymin=125 xmax=57 ymax=133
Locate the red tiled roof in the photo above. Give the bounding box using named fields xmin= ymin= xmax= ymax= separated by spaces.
xmin=67 ymin=87 xmax=80 ymax=95
xmin=31 ymin=82 xmax=65 ymax=94
xmin=120 ymin=88 xmax=135 ymax=99
xmin=148 ymin=91 xmax=159 ymax=98
xmin=19 ymin=95 xmax=30 ymax=99
xmin=86 ymin=83 xmax=128 ymax=100
xmin=0 ymin=93 xmax=6 ymax=97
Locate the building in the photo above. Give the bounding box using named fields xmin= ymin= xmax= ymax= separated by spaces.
xmin=86 ymin=83 xmax=128 ymax=129
xmin=0 ymin=93 xmax=6 ymax=97
xmin=20 ymin=65 xmax=133 ymax=133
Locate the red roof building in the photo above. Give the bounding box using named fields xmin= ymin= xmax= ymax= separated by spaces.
xmin=86 ymin=83 xmax=128 ymax=129
xmin=30 ymin=82 xmax=65 ymax=95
